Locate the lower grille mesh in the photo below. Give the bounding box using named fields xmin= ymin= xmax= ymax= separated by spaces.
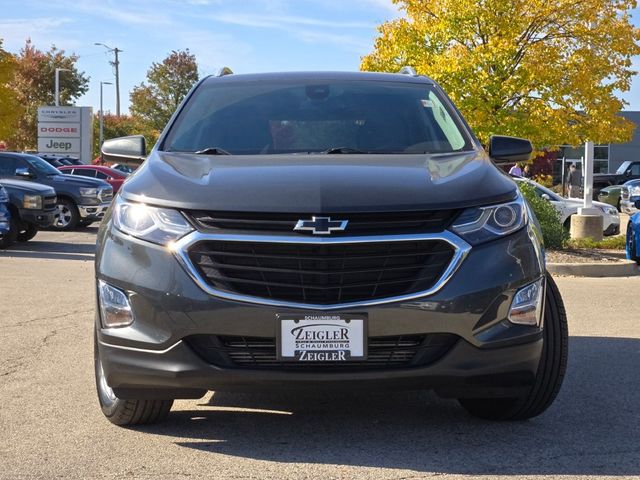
xmin=186 ymin=333 xmax=458 ymax=371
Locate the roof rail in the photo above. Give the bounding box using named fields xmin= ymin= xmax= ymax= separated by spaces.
xmin=398 ymin=66 xmax=418 ymax=76
xmin=216 ymin=67 xmax=233 ymax=77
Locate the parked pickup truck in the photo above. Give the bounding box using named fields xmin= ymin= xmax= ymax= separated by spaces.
xmin=593 ymin=160 xmax=640 ymax=196
xmin=0 ymin=178 xmax=57 ymax=247
xmin=0 ymin=152 xmax=113 ymax=230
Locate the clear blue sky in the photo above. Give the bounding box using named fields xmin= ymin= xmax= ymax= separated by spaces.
xmin=2 ymin=0 xmax=640 ymax=114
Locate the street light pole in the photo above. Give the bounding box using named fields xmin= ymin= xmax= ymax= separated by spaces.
xmin=94 ymin=43 xmax=122 ymax=116
xmin=99 ymin=81 xmax=113 ymax=148
xmin=54 ymin=68 xmax=71 ymax=106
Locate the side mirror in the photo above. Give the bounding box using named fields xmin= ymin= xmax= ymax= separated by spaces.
xmin=101 ymin=135 xmax=146 ymax=167
xmin=15 ymin=167 xmax=32 ymax=178
xmin=488 ymin=135 xmax=533 ymax=164
xmin=541 ymin=193 xmax=551 ymax=201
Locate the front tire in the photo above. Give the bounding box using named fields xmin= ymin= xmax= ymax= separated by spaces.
xmin=16 ymin=224 xmax=38 ymax=242
xmin=459 ymin=273 xmax=568 ymax=420
xmin=52 ymin=199 xmax=80 ymax=231
xmin=94 ymin=334 xmax=173 ymax=426
xmin=78 ymin=219 xmax=94 ymax=228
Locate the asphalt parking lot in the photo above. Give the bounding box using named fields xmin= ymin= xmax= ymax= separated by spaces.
xmin=1 ymin=228 xmax=639 ymax=480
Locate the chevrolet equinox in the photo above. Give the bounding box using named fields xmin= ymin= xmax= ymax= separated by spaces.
xmin=94 ymin=69 xmax=568 ymax=425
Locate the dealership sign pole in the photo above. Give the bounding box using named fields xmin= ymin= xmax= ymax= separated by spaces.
xmin=570 ymin=140 xmax=603 ymax=240
xmin=37 ymin=106 xmax=93 ymax=164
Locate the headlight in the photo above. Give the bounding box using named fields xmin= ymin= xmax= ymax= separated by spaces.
xmin=450 ymin=192 xmax=527 ymax=245
xmin=23 ymin=194 xmax=43 ymax=210
xmin=112 ymin=197 xmax=194 ymax=246
xmin=79 ymin=187 xmax=99 ymax=197
xmin=598 ymin=205 xmax=618 ymax=216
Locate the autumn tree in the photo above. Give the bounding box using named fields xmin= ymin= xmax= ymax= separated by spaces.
xmin=92 ymin=114 xmax=160 ymax=158
xmin=130 ymin=50 xmax=199 ymax=131
xmin=361 ymin=0 xmax=640 ymax=148
xmin=0 ymin=40 xmax=21 ymax=141
xmin=8 ymin=39 xmax=89 ymax=150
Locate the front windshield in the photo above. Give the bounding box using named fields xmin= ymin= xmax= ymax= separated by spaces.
xmin=615 ymin=161 xmax=630 ymax=175
xmin=26 ymin=155 xmax=61 ymax=175
xmin=163 ymin=80 xmax=473 ymax=155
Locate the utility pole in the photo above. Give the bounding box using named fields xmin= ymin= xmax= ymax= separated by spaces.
xmin=113 ymin=48 xmax=121 ymax=117
xmin=95 ymin=43 xmax=122 ymax=116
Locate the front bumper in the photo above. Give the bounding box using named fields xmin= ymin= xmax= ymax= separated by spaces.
xmin=604 ymin=223 xmax=620 ymax=236
xmin=20 ymin=209 xmax=57 ymax=228
xmin=79 ymin=202 xmax=110 ymax=220
xmin=621 ymin=199 xmax=639 ymax=215
xmin=96 ymin=225 xmax=546 ymax=399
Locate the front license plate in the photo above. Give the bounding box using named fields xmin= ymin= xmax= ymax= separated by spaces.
xmin=277 ymin=314 xmax=367 ymax=362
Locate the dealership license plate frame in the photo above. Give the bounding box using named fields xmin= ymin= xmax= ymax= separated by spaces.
xmin=276 ymin=313 xmax=368 ymax=362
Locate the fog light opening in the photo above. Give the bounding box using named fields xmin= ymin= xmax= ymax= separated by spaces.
xmin=98 ymin=280 xmax=134 ymax=328
xmin=508 ymin=278 xmax=544 ymax=326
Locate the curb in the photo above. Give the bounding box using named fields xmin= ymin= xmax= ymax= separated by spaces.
xmin=547 ymin=260 xmax=639 ymax=277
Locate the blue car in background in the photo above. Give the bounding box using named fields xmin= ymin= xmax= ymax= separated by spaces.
xmin=627 ymin=203 xmax=640 ymax=264
xmin=0 ymin=184 xmax=11 ymax=249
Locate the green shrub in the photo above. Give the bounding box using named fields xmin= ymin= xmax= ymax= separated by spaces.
xmin=567 ymin=235 xmax=626 ymax=250
xmin=518 ymin=182 xmax=568 ymax=250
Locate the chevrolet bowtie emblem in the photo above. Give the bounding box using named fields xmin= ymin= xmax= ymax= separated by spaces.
xmin=294 ymin=216 xmax=348 ymax=235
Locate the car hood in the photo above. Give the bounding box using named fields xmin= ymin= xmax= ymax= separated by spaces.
xmin=0 ymin=179 xmax=56 ymax=195
xmin=593 ymin=173 xmax=620 ymax=181
xmin=120 ymin=150 xmax=517 ymax=212
xmin=51 ymin=174 xmax=111 ymax=189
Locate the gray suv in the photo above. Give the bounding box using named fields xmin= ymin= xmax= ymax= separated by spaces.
xmin=94 ymin=70 xmax=568 ymax=425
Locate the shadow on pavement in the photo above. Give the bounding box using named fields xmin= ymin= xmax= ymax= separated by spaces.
xmin=0 ymin=228 xmax=97 ymax=261
xmin=140 ymin=336 xmax=639 ymax=476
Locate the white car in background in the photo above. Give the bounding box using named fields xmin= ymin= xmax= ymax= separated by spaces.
xmin=514 ymin=177 xmax=620 ymax=236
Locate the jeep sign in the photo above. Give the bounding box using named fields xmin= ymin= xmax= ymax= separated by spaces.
xmin=37 ymin=138 xmax=81 ymax=152
xmin=37 ymin=106 xmax=93 ymax=163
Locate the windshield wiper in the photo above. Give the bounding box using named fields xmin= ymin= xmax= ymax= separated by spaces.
xmin=320 ymin=147 xmax=368 ymax=154
xmin=194 ymin=147 xmax=232 ymax=155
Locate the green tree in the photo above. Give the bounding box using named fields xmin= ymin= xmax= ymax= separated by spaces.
xmin=92 ymin=114 xmax=160 ymax=158
xmin=130 ymin=49 xmax=199 ymax=131
xmin=0 ymin=40 xmax=21 ymax=141
xmin=7 ymin=39 xmax=89 ymax=150
xmin=361 ymin=0 xmax=640 ymax=148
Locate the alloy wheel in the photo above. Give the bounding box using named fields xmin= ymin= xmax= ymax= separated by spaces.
xmin=54 ymin=205 xmax=72 ymax=228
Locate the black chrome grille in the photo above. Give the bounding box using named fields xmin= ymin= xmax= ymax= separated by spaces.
xmin=187 ymin=210 xmax=459 ymax=236
xmin=187 ymin=239 xmax=455 ymax=305
xmin=43 ymin=195 xmax=57 ymax=211
xmin=99 ymin=189 xmax=113 ymax=203
xmin=186 ymin=333 xmax=458 ymax=370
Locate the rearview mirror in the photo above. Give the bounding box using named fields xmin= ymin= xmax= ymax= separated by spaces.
xmin=541 ymin=193 xmax=551 ymax=201
xmin=488 ymin=135 xmax=533 ymax=165
xmin=15 ymin=167 xmax=32 ymax=178
xmin=101 ymin=135 xmax=147 ymax=167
